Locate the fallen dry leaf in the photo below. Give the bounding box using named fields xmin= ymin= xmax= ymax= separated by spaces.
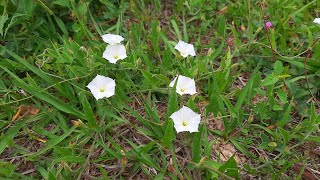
xmin=212 ymin=141 xmax=246 ymax=164
xmin=12 ymin=106 xmax=40 ymax=121
xmin=291 ymin=163 xmax=317 ymax=180
xmin=12 ymin=106 xmax=23 ymax=121
xmin=217 ymin=6 xmax=228 ymax=15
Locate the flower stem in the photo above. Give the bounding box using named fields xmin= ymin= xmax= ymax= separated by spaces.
xmin=259 ymin=1 xmax=277 ymax=62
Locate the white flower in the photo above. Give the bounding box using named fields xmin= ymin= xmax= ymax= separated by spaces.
xmin=101 ymin=34 xmax=124 ymax=45
xmin=169 ymin=75 xmax=196 ymax=96
xmin=170 ymin=106 xmax=201 ymax=133
xmin=174 ymin=40 xmax=196 ymax=58
xmin=314 ymin=18 xmax=320 ymax=24
xmin=86 ymin=75 xmax=116 ymax=100
xmin=103 ymin=44 xmax=127 ymax=64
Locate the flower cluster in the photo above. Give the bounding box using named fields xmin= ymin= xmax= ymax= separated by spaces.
xmin=86 ymin=34 xmax=127 ymax=100
xmin=169 ymin=74 xmax=201 ymax=134
xmin=170 ymin=41 xmax=200 ymax=134
xmin=101 ymin=34 xmax=127 ymax=64
xmin=86 ymin=36 xmax=200 ymax=133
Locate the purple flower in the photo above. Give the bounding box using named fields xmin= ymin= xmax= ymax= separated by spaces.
xmin=266 ymin=22 xmax=273 ymax=28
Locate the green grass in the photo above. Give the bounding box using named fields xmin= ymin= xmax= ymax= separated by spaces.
xmin=1 ymin=0 xmax=320 ymax=179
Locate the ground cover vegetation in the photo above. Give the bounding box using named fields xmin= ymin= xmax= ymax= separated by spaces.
xmin=0 ymin=0 xmax=320 ymax=179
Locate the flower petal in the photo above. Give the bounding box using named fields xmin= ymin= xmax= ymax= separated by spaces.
xmin=86 ymin=75 xmax=116 ymax=100
xmin=101 ymin=34 xmax=124 ymax=45
xmin=170 ymin=110 xmax=184 ymax=124
xmin=174 ymin=40 xmax=195 ymax=58
xmin=174 ymin=124 xmax=187 ymax=133
xmin=169 ymin=77 xmax=178 ymax=87
xmin=170 ymin=106 xmax=201 ymax=134
xmin=103 ymin=44 xmax=127 ymax=63
xmin=314 ymin=18 xmax=320 ymax=24
xmin=169 ymin=75 xmax=196 ymax=95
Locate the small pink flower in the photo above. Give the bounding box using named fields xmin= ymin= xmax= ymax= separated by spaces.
xmin=266 ymin=22 xmax=273 ymax=28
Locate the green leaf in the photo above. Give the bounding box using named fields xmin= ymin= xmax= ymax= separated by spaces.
xmin=261 ymin=74 xmax=279 ymax=86
xmin=53 ymin=0 xmax=70 ymax=7
xmin=217 ymin=15 xmax=226 ymax=37
xmin=0 ymin=66 xmax=85 ymax=119
xmin=0 ymin=120 xmax=27 ymax=154
xmin=48 ymin=170 xmax=56 ymax=180
xmin=268 ymin=142 xmax=277 ymax=147
xmin=0 ymin=161 xmax=16 ymax=177
xmin=274 ymin=61 xmax=284 ymax=75
xmin=54 ymin=15 xmax=68 ymax=36
xmin=269 ymin=29 xmax=276 ymax=50
xmin=165 ymin=78 xmax=178 ymax=123
xmin=191 ymin=125 xmax=203 ymax=163
xmin=277 ymin=98 xmax=293 ymax=127
xmin=162 ymin=120 xmax=174 ymax=147
xmin=205 ymin=160 xmax=222 ymax=179
xmin=171 ymin=20 xmax=182 ymax=40
xmin=277 ymin=89 xmax=287 ymax=104
xmin=230 ymin=139 xmax=255 ymax=159
xmin=29 ymin=126 xmax=77 ymax=159
xmin=154 ymin=172 xmax=165 ymax=180
xmin=79 ymin=92 xmax=97 ymax=128
xmin=78 ymin=2 xmax=88 ymax=16
xmin=272 ymin=104 xmax=283 ymax=111
xmin=210 ymin=42 xmax=225 ymax=61
xmin=2 ymin=47 xmax=71 ymax=97
xmin=278 ymin=127 xmax=289 ymax=144
xmin=4 ymin=13 xmax=27 ymax=37
xmin=219 ymin=155 xmax=239 ymax=179
xmin=235 ymin=72 xmax=260 ymax=111
xmin=307 ymin=28 xmax=313 ymax=47
xmin=0 ymin=14 xmax=8 ymax=36
xmin=182 ymin=14 xmax=188 ymax=42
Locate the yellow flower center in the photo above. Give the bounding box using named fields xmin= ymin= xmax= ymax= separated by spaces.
xmin=182 ymin=120 xmax=188 ymax=126
xmin=99 ymin=88 xmax=105 ymax=92
xmin=114 ymin=54 xmax=119 ymax=59
xmin=180 ymin=88 xmax=185 ymax=92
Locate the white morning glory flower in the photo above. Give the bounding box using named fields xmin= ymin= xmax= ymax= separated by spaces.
xmin=170 ymin=106 xmax=201 ymax=133
xmin=86 ymin=75 xmax=116 ymax=100
xmin=314 ymin=18 xmax=320 ymax=25
xmin=101 ymin=34 xmax=124 ymax=45
xmin=174 ymin=40 xmax=196 ymax=58
xmin=102 ymin=44 xmax=127 ymax=64
xmin=169 ymin=75 xmax=197 ymax=96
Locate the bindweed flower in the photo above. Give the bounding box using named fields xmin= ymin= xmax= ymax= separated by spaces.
xmin=86 ymin=75 xmax=116 ymax=100
xmin=169 ymin=75 xmax=196 ymax=96
xmin=174 ymin=40 xmax=196 ymax=58
xmin=170 ymin=106 xmax=201 ymax=133
xmin=265 ymin=22 xmax=272 ymax=28
xmin=103 ymin=44 xmax=127 ymax=64
xmin=101 ymin=34 xmax=124 ymax=45
xmin=314 ymin=18 xmax=320 ymax=25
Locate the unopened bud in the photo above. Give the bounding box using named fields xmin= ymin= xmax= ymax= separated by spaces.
xmin=71 ymin=119 xmax=84 ymax=127
xmin=69 ymin=141 xmax=75 ymax=148
xmin=207 ymin=48 xmax=213 ymax=56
